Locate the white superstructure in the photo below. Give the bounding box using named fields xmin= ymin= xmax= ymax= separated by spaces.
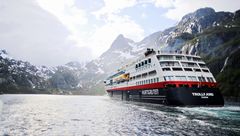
xmin=105 ymin=49 xmax=216 ymax=91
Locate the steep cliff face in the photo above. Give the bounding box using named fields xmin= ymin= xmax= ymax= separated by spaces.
xmin=177 ymin=9 xmax=240 ymax=96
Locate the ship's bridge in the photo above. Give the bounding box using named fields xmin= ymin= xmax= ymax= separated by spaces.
xmin=154 ymin=50 xmax=215 ymax=83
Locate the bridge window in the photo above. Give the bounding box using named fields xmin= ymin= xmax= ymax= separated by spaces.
xmin=160 ymin=62 xmax=180 ymax=67
xmin=142 ymin=73 xmax=147 ymax=78
xmin=172 ymin=68 xmax=183 ymax=71
xmin=157 ymin=55 xmax=174 ymax=60
xmin=187 ymin=56 xmax=192 ymax=61
xmin=176 ymin=56 xmax=183 ymax=60
xmin=181 ymin=62 xmax=198 ymax=67
xmin=175 ymin=76 xmax=187 ymax=81
xmin=194 ymin=69 xmax=201 ymax=72
xmin=199 ymin=63 xmax=207 ymax=68
xmin=198 ymin=76 xmax=206 ymax=82
xmin=149 ymin=70 xmax=157 ymax=76
xmin=202 ymin=69 xmax=209 ymax=72
xmin=162 ymin=68 xmax=171 ymax=71
xmin=164 ymin=76 xmax=174 ymax=81
xmin=193 ymin=57 xmax=201 ymax=61
xmin=188 ymin=76 xmax=197 ymax=81
xmin=184 ymin=68 xmax=193 ymax=71
xmin=136 ymin=75 xmax=141 ymax=79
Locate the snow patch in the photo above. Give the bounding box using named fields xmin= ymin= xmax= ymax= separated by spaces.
xmin=95 ymin=67 xmax=104 ymax=74
xmin=77 ymin=82 xmax=83 ymax=88
xmin=220 ymin=57 xmax=229 ymax=72
xmin=0 ymin=50 xmax=12 ymax=59
xmin=113 ymin=51 xmax=135 ymax=59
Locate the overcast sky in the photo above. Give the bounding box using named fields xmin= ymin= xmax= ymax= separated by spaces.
xmin=0 ymin=0 xmax=239 ymax=66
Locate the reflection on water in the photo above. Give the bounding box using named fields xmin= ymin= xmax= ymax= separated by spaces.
xmin=0 ymin=95 xmax=240 ymax=136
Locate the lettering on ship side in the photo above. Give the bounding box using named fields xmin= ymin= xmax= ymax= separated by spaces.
xmin=142 ymin=89 xmax=159 ymax=95
xmin=192 ymin=92 xmax=214 ymax=99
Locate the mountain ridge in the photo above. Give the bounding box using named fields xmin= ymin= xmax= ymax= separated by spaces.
xmin=1 ymin=7 xmax=239 ymax=96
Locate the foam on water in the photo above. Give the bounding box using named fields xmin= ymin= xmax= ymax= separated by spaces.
xmin=0 ymin=95 xmax=239 ymax=136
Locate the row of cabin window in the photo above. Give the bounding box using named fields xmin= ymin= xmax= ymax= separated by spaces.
xmin=136 ymin=64 xmax=152 ymax=72
xmin=157 ymin=55 xmax=202 ymax=61
xmin=160 ymin=62 xmax=206 ymax=68
xmin=162 ymin=67 xmax=209 ymax=72
xmin=136 ymin=78 xmax=159 ymax=85
xmin=135 ymin=58 xmax=151 ymax=68
xmin=129 ymin=70 xmax=157 ymax=81
xmin=164 ymin=76 xmax=214 ymax=82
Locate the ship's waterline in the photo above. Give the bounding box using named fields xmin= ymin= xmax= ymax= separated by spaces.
xmin=0 ymin=94 xmax=239 ymax=136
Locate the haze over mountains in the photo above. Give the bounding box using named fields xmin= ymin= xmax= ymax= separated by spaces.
xmin=0 ymin=0 xmax=91 ymax=66
xmin=0 ymin=7 xmax=240 ymax=96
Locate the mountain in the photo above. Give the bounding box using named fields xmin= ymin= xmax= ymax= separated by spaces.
xmin=0 ymin=50 xmax=84 ymax=94
xmin=0 ymin=50 xmax=52 ymax=93
xmin=80 ymin=7 xmax=240 ymax=97
xmin=0 ymin=7 xmax=239 ymax=97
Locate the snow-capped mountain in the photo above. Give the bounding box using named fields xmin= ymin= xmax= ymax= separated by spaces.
xmin=0 ymin=7 xmax=239 ymax=96
xmin=80 ymin=7 xmax=240 ymax=96
xmin=0 ymin=50 xmax=84 ymax=94
xmin=0 ymin=50 xmax=52 ymax=93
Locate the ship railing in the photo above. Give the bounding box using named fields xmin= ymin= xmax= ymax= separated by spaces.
xmin=157 ymin=50 xmax=199 ymax=56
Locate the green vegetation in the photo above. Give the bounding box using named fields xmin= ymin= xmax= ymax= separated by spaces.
xmin=194 ymin=26 xmax=240 ymax=97
xmin=217 ymin=68 xmax=240 ymax=97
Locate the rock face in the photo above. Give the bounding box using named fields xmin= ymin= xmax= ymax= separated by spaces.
xmin=0 ymin=50 xmax=52 ymax=93
xmin=0 ymin=50 xmax=83 ymax=94
xmin=0 ymin=7 xmax=239 ymax=96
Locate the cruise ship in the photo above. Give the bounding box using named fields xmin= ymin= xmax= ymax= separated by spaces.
xmin=104 ymin=49 xmax=224 ymax=106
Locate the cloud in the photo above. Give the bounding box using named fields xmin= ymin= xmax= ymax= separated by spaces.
xmin=91 ymin=0 xmax=145 ymax=55
xmin=154 ymin=0 xmax=174 ymax=8
xmin=90 ymin=14 xmax=145 ymax=56
xmin=141 ymin=12 xmax=147 ymax=18
xmin=155 ymin=0 xmax=240 ymax=20
xmin=0 ymin=0 xmax=92 ymax=66
xmin=93 ymin=0 xmax=137 ymax=18
xmin=4 ymin=0 xmax=237 ymax=66
xmin=36 ymin=0 xmax=145 ymax=59
xmin=36 ymin=0 xmax=88 ymax=42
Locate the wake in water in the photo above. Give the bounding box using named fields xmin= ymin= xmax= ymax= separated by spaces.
xmin=125 ymin=101 xmax=240 ymax=134
xmin=0 ymin=95 xmax=240 ymax=136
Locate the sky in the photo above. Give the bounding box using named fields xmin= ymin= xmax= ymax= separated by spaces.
xmin=0 ymin=0 xmax=239 ymax=66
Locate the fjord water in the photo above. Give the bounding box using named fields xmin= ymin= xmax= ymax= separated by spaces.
xmin=0 ymin=95 xmax=239 ymax=136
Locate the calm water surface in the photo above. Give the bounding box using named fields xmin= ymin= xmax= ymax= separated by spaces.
xmin=0 ymin=95 xmax=240 ymax=136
